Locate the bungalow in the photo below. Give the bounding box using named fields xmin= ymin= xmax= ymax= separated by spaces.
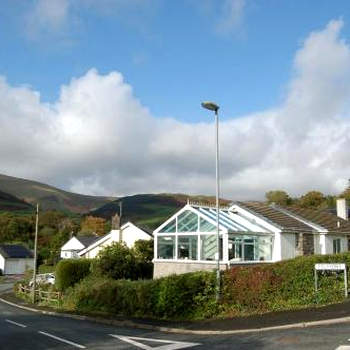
xmin=153 ymin=199 xmax=350 ymax=278
xmin=60 ymin=235 xmax=99 ymax=259
xmin=78 ymin=222 xmax=152 ymax=259
xmin=0 ymin=245 xmax=34 ymax=275
xmin=60 ymin=222 xmax=152 ymax=259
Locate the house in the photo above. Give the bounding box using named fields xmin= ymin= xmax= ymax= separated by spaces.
xmin=60 ymin=222 xmax=152 ymax=260
xmin=153 ymin=199 xmax=350 ymax=278
xmin=0 ymin=245 xmax=34 ymax=275
xmin=60 ymin=235 xmax=99 ymax=259
xmin=78 ymin=222 xmax=152 ymax=259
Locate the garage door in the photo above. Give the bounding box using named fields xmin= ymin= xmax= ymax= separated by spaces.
xmin=5 ymin=259 xmax=27 ymax=275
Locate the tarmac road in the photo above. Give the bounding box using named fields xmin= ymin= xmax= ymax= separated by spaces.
xmin=2 ymin=300 xmax=350 ymax=350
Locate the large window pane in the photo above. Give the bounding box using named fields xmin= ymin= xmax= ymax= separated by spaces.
xmin=178 ymin=235 xmax=198 ymax=260
xmin=199 ymin=217 xmax=216 ymax=232
xmin=200 ymin=235 xmax=223 ymax=261
xmin=159 ymin=219 xmax=176 ymax=233
xmin=177 ymin=210 xmax=198 ymax=232
xmin=228 ymin=235 xmax=272 ymax=261
xmin=157 ymin=236 xmax=175 ymax=259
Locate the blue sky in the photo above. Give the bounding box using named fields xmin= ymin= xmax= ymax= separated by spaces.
xmin=1 ymin=1 xmax=348 ymax=121
xmin=1 ymin=1 xmax=350 ymax=199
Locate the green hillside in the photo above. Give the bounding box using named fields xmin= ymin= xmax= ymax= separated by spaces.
xmin=91 ymin=193 xmax=231 ymax=231
xmin=0 ymin=174 xmax=115 ymax=214
xmin=0 ymin=190 xmax=34 ymax=212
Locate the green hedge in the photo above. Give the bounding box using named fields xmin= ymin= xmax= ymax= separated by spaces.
xmin=55 ymin=259 xmax=92 ymax=291
xmin=63 ymin=253 xmax=350 ymax=320
xmin=63 ymin=271 xmax=217 ymax=319
xmin=222 ymin=253 xmax=350 ymax=315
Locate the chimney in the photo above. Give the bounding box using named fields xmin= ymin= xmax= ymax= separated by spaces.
xmin=337 ymin=198 xmax=348 ymax=220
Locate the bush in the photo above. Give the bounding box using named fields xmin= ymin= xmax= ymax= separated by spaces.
xmin=38 ymin=264 xmax=55 ymax=274
xmin=92 ymin=242 xmax=153 ymax=280
xmin=55 ymin=259 xmax=92 ymax=291
xmin=222 ymin=253 xmax=350 ymax=315
xmin=63 ymin=271 xmax=216 ymax=320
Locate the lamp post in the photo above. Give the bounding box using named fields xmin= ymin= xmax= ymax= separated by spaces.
xmin=32 ymin=203 xmax=39 ymax=303
xmin=201 ymin=101 xmax=220 ymax=301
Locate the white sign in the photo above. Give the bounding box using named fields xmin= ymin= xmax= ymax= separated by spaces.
xmin=315 ymin=263 xmax=346 ymax=271
xmin=110 ymin=335 xmax=201 ymax=350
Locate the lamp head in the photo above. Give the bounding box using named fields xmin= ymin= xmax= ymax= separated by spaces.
xmin=201 ymin=101 xmax=219 ymax=113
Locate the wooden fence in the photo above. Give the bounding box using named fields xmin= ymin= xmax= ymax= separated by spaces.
xmin=18 ymin=284 xmax=62 ymax=305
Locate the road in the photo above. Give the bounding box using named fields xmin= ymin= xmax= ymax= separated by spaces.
xmin=2 ymin=300 xmax=350 ymax=350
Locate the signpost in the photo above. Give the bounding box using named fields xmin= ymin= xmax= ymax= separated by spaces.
xmin=314 ymin=263 xmax=348 ymax=297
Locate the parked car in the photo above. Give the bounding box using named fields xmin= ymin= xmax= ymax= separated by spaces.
xmin=29 ymin=273 xmax=55 ymax=287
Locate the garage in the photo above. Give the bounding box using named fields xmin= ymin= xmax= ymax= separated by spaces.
xmin=0 ymin=245 xmax=34 ymax=275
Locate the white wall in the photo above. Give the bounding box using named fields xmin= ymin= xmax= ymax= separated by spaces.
xmin=61 ymin=237 xmax=85 ymax=251
xmin=324 ymin=235 xmax=347 ymax=254
xmin=121 ymin=224 xmax=151 ymax=248
xmin=280 ymin=233 xmax=296 ymax=260
xmin=0 ymin=255 xmax=5 ymax=274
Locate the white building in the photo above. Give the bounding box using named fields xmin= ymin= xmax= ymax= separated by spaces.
xmin=78 ymin=222 xmax=152 ymax=258
xmin=153 ymin=199 xmax=350 ymax=278
xmin=0 ymin=245 xmax=34 ymax=275
xmin=60 ymin=236 xmax=99 ymax=259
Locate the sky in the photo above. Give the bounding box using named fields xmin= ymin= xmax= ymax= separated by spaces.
xmin=1 ymin=0 xmax=350 ymax=200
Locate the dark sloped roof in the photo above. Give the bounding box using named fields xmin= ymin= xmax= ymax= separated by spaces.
xmin=285 ymin=206 xmax=350 ymax=233
xmin=0 ymin=245 xmax=33 ymax=258
xmin=236 ymin=201 xmax=315 ymax=232
xmin=76 ymin=235 xmax=99 ymax=247
xmin=237 ymin=201 xmax=350 ymax=234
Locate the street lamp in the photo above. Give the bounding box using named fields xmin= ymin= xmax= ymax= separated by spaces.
xmin=201 ymin=101 xmax=221 ymax=301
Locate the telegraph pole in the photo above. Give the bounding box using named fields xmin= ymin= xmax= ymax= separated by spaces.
xmin=32 ymin=203 xmax=39 ymax=303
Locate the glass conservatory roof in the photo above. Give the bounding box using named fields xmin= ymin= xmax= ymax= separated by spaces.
xmin=157 ymin=204 xmax=274 ymax=234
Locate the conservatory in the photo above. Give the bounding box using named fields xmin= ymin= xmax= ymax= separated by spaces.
xmin=153 ymin=203 xmax=278 ymax=278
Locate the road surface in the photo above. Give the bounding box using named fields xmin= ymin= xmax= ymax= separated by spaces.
xmin=1 ymin=299 xmax=350 ymax=349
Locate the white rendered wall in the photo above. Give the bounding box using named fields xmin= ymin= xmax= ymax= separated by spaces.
xmin=280 ymin=233 xmax=296 ymax=260
xmin=272 ymin=231 xmax=282 ymax=261
xmin=324 ymin=235 xmax=347 ymax=254
xmin=0 ymin=255 xmax=5 ymax=273
xmin=121 ymin=225 xmax=151 ymax=248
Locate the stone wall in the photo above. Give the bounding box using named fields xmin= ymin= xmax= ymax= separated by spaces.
xmin=295 ymin=232 xmax=314 ymax=256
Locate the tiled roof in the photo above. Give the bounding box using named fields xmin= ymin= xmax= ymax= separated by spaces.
xmin=236 ymin=201 xmax=315 ymax=232
xmin=0 ymin=245 xmax=33 ymax=259
xmin=237 ymin=201 xmax=350 ymax=234
xmin=285 ymin=206 xmax=350 ymax=233
xmin=76 ymin=235 xmax=99 ymax=247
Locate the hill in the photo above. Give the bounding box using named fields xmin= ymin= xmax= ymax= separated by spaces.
xmin=0 ymin=190 xmax=34 ymax=212
xmin=90 ymin=193 xmax=231 ymax=231
xmin=0 ymin=174 xmax=115 ymax=213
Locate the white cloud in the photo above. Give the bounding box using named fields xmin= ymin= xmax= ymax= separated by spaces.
xmin=23 ymin=0 xmax=156 ymax=40
xmin=25 ymin=0 xmax=70 ymax=39
xmin=2 ymin=20 xmax=350 ymax=200
xmin=191 ymin=0 xmax=246 ymax=36
xmin=216 ymin=0 xmax=246 ymax=34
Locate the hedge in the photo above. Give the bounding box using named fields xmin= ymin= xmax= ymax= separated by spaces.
xmin=63 ymin=271 xmax=217 ymax=319
xmin=55 ymin=259 xmax=92 ymax=291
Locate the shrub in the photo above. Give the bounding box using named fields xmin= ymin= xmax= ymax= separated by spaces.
xmin=63 ymin=271 xmax=216 ymax=319
xmin=38 ymin=264 xmax=55 ymax=274
xmin=92 ymin=242 xmax=152 ymax=280
xmin=55 ymin=259 xmax=92 ymax=291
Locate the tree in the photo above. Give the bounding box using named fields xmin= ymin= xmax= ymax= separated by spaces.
xmin=93 ymin=242 xmax=138 ymax=280
xmin=80 ymin=216 xmax=107 ymax=236
xmin=265 ymin=190 xmax=291 ymax=206
xmin=298 ymin=191 xmax=326 ymax=209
